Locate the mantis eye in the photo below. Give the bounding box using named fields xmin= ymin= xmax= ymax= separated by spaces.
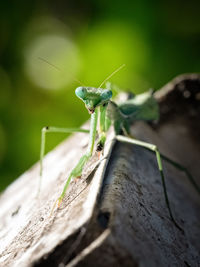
xmin=75 ymin=87 xmax=87 ymax=100
xmin=101 ymin=90 xmax=112 ymax=101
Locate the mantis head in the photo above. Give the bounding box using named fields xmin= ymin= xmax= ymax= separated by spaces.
xmin=75 ymin=87 xmax=112 ymax=114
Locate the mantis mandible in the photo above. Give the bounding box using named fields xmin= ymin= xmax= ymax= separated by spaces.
xmin=39 ymin=66 xmax=200 ymax=231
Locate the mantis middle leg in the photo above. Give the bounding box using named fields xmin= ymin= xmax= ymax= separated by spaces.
xmin=40 ymin=126 xmax=90 ymax=178
xmin=39 ymin=126 xmax=90 ymax=195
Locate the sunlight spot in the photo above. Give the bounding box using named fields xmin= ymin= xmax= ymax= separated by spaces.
xmin=24 ymin=34 xmax=80 ymax=90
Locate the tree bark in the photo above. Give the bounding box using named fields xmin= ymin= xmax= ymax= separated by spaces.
xmin=0 ymin=74 xmax=200 ymax=267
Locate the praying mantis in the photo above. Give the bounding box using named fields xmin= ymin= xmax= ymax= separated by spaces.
xmin=39 ymin=66 xmax=200 ymax=231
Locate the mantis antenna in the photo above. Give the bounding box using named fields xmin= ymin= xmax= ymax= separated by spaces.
xmin=38 ymin=57 xmax=84 ymax=86
xmin=98 ymin=64 xmax=126 ymax=88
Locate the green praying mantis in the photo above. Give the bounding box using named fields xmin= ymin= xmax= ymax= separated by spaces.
xmin=39 ymin=65 xmax=200 ymax=231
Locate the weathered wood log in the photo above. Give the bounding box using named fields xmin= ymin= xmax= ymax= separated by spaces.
xmin=0 ymin=74 xmax=200 ymax=267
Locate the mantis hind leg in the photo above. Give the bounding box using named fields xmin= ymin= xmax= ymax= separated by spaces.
xmin=115 ymin=135 xmax=183 ymax=232
xmin=39 ymin=126 xmax=89 ymax=194
xmin=160 ymin=153 xmax=200 ymax=195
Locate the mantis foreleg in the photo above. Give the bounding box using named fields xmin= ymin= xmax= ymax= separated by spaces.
xmin=97 ymin=105 xmax=110 ymax=152
xmin=53 ymin=108 xmax=98 ymax=208
xmin=115 ymin=135 xmax=183 ymax=232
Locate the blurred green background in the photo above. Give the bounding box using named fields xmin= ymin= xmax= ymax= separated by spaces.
xmin=0 ymin=0 xmax=200 ymax=191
